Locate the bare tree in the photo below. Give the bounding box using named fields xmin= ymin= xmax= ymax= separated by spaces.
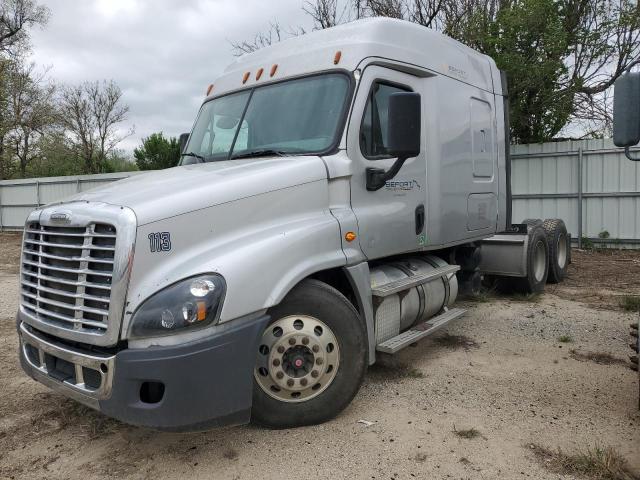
xmin=230 ymin=21 xmax=286 ymax=56
xmin=4 ymin=60 xmax=56 ymax=176
xmin=304 ymin=0 xmax=341 ymax=28
xmin=0 ymin=0 xmax=49 ymax=57
xmin=60 ymin=80 xmax=132 ymax=174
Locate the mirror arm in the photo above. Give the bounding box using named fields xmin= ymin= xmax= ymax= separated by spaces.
xmin=625 ymin=146 xmax=640 ymax=161
xmin=366 ymin=156 xmax=408 ymax=191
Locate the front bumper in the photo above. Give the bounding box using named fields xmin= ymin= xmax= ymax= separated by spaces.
xmin=18 ymin=313 xmax=270 ymax=431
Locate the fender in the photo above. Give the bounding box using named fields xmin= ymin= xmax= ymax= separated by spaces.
xmin=123 ymin=180 xmax=347 ymax=343
xmin=344 ymin=263 xmax=376 ymax=365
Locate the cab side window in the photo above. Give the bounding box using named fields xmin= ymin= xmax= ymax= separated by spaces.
xmin=360 ymin=82 xmax=411 ymax=159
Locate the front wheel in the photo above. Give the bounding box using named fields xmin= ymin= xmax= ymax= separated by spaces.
xmin=251 ymin=279 xmax=367 ymax=428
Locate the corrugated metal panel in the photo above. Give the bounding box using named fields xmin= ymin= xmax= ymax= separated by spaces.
xmin=0 ymin=171 xmax=144 ymax=230
xmin=511 ymin=138 xmax=640 ymax=248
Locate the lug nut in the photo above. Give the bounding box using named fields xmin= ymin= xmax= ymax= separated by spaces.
xmin=312 ymin=345 xmax=320 ymax=353
xmin=273 ymin=358 xmax=281 ymax=366
xmin=277 ymin=346 xmax=285 ymax=354
xmin=316 ymin=357 xmax=323 ymax=365
xmin=276 ymin=371 xmax=284 ymax=379
xmin=300 ymin=378 xmax=308 ymax=386
xmin=302 ymin=337 xmax=309 ymax=345
xmin=311 ymin=370 xmax=319 ymax=378
xmin=287 ymin=379 xmax=294 ymax=387
xmin=288 ymin=338 xmax=296 ymax=346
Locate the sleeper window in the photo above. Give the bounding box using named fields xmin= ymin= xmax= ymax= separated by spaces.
xmin=360 ymin=82 xmax=411 ymax=159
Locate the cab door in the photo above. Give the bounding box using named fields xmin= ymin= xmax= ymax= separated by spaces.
xmin=348 ymin=66 xmax=426 ymax=260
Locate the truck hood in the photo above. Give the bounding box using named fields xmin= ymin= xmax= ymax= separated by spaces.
xmin=63 ymin=156 xmax=328 ymax=225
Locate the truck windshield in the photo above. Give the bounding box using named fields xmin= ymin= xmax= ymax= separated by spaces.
xmin=182 ymin=73 xmax=351 ymax=164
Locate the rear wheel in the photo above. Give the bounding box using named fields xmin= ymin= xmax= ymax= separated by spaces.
xmin=515 ymin=225 xmax=549 ymax=294
xmin=542 ymin=219 xmax=569 ymax=283
xmin=251 ymin=279 xmax=367 ymax=428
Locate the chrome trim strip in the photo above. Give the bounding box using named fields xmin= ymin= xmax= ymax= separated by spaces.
xmin=19 ymin=323 xmax=115 ymax=408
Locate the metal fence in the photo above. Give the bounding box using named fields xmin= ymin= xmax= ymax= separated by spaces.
xmin=0 ymin=172 xmax=144 ymax=230
xmin=1 ymin=139 xmax=640 ymax=247
xmin=511 ymin=138 xmax=640 ymax=248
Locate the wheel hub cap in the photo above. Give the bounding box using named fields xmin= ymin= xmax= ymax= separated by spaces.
xmin=254 ymin=315 xmax=340 ymax=402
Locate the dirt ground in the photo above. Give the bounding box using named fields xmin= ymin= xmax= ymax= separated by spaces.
xmin=0 ymin=232 xmax=639 ymax=480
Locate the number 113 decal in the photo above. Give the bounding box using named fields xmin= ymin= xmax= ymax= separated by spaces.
xmin=148 ymin=232 xmax=171 ymax=252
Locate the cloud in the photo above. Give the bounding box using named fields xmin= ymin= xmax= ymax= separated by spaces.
xmin=30 ymin=0 xmax=311 ymax=152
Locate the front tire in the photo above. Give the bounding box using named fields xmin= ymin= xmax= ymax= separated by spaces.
xmin=251 ymin=279 xmax=367 ymax=428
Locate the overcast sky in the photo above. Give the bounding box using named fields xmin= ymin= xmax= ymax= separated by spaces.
xmin=29 ymin=0 xmax=312 ymax=153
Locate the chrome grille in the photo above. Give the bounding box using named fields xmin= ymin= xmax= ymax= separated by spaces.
xmin=21 ymin=222 xmax=117 ymax=334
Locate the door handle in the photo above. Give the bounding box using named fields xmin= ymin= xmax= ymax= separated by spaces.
xmin=415 ymin=204 xmax=425 ymax=235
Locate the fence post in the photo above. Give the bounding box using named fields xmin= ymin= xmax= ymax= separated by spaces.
xmin=577 ymin=147 xmax=583 ymax=249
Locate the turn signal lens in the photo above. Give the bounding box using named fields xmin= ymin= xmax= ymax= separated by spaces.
xmin=345 ymin=231 xmax=357 ymax=242
xmin=197 ymin=301 xmax=207 ymax=321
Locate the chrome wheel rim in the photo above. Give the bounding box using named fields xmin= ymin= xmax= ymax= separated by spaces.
xmin=533 ymin=240 xmax=546 ymax=282
xmin=557 ymin=233 xmax=567 ymax=269
xmin=254 ymin=315 xmax=340 ymax=403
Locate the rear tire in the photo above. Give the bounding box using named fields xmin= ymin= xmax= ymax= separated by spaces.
xmin=522 ymin=218 xmax=543 ymax=230
xmin=542 ymin=219 xmax=569 ymax=283
xmin=251 ymin=279 xmax=367 ymax=429
xmin=515 ymin=225 xmax=549 ymax=294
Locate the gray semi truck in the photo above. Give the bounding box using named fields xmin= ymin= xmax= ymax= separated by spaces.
xmin=16 ymin=18 xmax=571 ymax=430
xmin=612 ymin=64 xmax=640 ymax=406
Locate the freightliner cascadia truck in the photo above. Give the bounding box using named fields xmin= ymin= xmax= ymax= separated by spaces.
xmin=16 ymin=18 xmax=571 ymax=430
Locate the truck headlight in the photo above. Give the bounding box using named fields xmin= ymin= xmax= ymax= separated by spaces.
xmin=129 ymin=274 xmax=225 ymax=338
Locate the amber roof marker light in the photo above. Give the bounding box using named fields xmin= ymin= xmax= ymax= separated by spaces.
xmin=206 ymin=84 xmax=214 ymax=95
xmin=270 ymin=64 xmax=278 ymax=77
xmin=256 ymin=67 xmax=264 ymax=80
xmin=333 ymin=51 xmax=342 ymax=65
xmin=242 ymin=71 xmax=250 ymax=84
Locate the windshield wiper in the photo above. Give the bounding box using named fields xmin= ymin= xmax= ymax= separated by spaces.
xmin=180 ymin=151 xmax=206 ymax=163
xmin=230 ymin=149 xmax=293 ymax=160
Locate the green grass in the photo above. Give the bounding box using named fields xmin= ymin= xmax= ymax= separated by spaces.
xmin=558 ymin=334 xmax=573 ymax=343
xmin=511 ymin=292 xmax=542 ymax=303
xmin=620 ymin=296 xmax=640 ymax=312
xmin=530 ymin=443 xmax=639 ymax=480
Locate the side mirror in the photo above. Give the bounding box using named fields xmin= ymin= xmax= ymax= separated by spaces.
xmin=613 ymin=72 xmax=640 ymax=161
xmin=366 ymin=92 xmax=421 ymax=191
xmin=387 ymin=92 xmax=421 ymax=158
xmin=179 ymin=132 xmax=190 ymax=153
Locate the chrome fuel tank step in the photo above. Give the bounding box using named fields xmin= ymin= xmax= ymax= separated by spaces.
xmin=376 ymin=307 xmax=467 ymax=354
xmin=370 ymin=255 xmax=459 ymax=345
